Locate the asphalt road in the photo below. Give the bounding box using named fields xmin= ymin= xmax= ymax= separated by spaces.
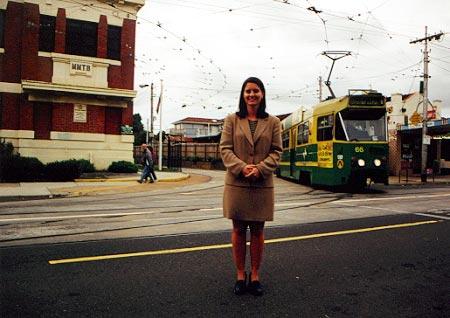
xmin=1 ymin=213 xmax=449 ymax=317
xmin=1 ymin=170 xmax=449 ymax=317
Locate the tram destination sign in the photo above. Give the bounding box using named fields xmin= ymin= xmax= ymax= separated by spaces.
xmin=349 ymin=94 xmax=385 ymax=106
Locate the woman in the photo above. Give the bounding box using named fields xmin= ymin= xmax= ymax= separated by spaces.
xmin=220 ymin=77 xmax=282 ymax=296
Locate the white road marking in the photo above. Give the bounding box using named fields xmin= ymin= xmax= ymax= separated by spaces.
xmin=334 ymin=192 xmax=450 ymax=204
xmin=413 ymin=212 xmax=450 ymax=221
xmin=334 ymin=202 xmax=408 ymax=214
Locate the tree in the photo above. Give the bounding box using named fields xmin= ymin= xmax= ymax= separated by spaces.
xmin=133 ymin=113 xmax=147 ymax=146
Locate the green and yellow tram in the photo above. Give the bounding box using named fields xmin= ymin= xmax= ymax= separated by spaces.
xmin=278 ymin=90 xmax=389 ymax=188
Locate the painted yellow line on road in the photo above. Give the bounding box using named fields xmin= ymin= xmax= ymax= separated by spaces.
xmin=48 ymin=220 xmax=440 ymax=265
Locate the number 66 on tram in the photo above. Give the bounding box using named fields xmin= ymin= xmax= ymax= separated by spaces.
xmin=277 ymin=90 xmax=389 ymax=188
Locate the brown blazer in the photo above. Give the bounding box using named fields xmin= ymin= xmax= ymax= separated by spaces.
xmin=220 ymin=113 xmax=282 ymax=221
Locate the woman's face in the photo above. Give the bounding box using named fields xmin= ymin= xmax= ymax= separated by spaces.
xmin=243 ymin=82 xmax=263 ymax=108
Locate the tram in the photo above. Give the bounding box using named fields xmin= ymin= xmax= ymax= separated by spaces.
xmin=277 ymin=89 xmax=389 ymax=188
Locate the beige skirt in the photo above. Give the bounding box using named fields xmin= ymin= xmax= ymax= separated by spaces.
xmin=223 ymin=184 xmax=275 ymax=222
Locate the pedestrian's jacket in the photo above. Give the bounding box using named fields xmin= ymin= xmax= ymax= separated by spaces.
xmin=142 ymin=149 xmax=153 ymax=167
xmin=220 ymin=113 xmax=282 ymax=188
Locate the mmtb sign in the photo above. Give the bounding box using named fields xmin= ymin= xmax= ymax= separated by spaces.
xmin=70 ymin=61 xmax=93 ymax=76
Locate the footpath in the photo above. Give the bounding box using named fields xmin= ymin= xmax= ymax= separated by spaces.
xmin=0 ymin=169 xmax=448 ymax=202
xmin=0 ymin=170 xmax=193 ymax=202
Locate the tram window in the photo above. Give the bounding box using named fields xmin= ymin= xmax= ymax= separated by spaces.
xmin=297 ymin=123 xmax=309 ymax=145
xmin=302 ymin=123 xmax=309 ymax=144
xmin=282 ymin=131 xmax=290 ymax=149
xmin=317 ymin=115 xmax=333 ymax=141
xmin=339 ymin=109 xmax=386 ymax=141
xmin=297 ymin=125 xmax=303 ymax=145
xmin=335 ymin=116 xmax=346 ymax=141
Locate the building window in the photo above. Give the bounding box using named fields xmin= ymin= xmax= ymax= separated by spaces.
xmin=0 ymin=94 xmax=2 ymax=128
xmin=0 ymin=10 xmax=5 ymax=48
xmin=39 ymin=15 xmax=56 ymax=52
xmin=317 ymin=114 xmax=333 ymax=141
xmin=107 ymin=25 xmax=121 ymax=60
xmin=66 ymin=19 xmax=97 ymax=57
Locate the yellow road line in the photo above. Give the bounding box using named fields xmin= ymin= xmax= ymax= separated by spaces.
xmin=48 ymin=220 xmax=440 ymax=265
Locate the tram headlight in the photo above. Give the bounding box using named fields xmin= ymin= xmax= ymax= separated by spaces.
xmin=358 ymin=159 xmax=365 ymax=167
xmin=374 ymin=159 xmax=382 ymax=167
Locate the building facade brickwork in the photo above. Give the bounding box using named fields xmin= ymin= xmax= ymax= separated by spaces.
xmin=0 ymin=0 xmax=144 ymax=169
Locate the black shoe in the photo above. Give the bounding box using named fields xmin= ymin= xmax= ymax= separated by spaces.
xmin=233 ymin=273 xmax=247 ymax=295
xmin=248 ymin=273 xmax=263 ymax=296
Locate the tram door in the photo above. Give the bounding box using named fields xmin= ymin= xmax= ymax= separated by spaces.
xmin=290 ymin=128 xmax=296 ymax=177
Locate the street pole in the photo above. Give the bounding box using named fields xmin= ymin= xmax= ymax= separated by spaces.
xmin=318 ymin=76 xmax=323 ymax=102
xmin=158 ymin=79 xmax=163 ymax=171
xmin=146 ymin=118 xmax=149 ymax=144
xmin=410 ymin=27 xmax=444 ymax=182
xmin=150 ymin=83 xmax=154 ymax=147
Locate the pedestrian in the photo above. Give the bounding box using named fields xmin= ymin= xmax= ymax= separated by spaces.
xmin=220 ymin=77 xmax=282 ymax=296
xmin=139 ymin=143 xmax=154 ymax=183
xmin=148 ymin=146 xmax=157 ymax=182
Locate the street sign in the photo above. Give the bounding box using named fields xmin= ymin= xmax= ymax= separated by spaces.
xmin=423 ymin=135 xmax=431 ymax=145
xmin=410 ymin=112 xmax=422 ymax=125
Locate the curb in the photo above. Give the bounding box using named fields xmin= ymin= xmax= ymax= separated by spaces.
xmin=75 ymin=173 xmax=190 ymax=183
xmin=0 ymin=194 xmax=66 ymax=202
xmin=74 ymin=178 xmax=137 ymax=182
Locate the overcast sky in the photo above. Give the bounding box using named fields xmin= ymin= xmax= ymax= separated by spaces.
xmin=132 ymin=0 xmax=450 ymax=130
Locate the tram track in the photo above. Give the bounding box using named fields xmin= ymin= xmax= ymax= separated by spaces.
xmin=0 ymin=190 xmax=346 ymax=217
xmin=0 ymin=196 xmax=346 ymax=243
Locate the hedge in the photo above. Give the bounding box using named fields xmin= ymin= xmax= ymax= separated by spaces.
xmin=107 ymin=160 xmax=138 ymax=173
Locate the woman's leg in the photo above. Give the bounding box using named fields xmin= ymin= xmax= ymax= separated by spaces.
xmin=232 ymin=220 xmax=247 ymax=280
xmin=249 ymin=221 xmax=265 ymax=281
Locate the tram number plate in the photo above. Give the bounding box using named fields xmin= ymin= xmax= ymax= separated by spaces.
xmin=355 ymin=146 xmax=364 ymax=153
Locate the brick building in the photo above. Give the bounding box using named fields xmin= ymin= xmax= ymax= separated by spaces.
xmin=0 ymin=0 xmax=144 ymax=169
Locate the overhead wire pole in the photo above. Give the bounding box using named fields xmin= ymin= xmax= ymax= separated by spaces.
xmin=139 ymin=83 xmax=154 ymax=145
xmin=318 ymin=76 xmax=323 ymax=102
xmin=150 ymin=83 xmax=154 ymax=147
xmin=410 ymin=27 xmax=444 ymax=182
xmin=157 ymin=79 xmax=164 ymax=171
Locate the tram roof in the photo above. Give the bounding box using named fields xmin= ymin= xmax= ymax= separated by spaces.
xmin=281 ymin=96 xmax=348 ymax=130
xmin=281 ymin=90 xmax=385 ymax=131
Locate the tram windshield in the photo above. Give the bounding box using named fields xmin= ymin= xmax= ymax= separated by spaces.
xmin=336 ymin=109 xmax=387 ymax=141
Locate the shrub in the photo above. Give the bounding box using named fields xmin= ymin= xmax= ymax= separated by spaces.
xmin=0 ymin=141 xmax=15 ymax=181
xmin=45 ymin=159 xmax=81 ymax=181
xmin=107 ymin=160 xmax=138 ymax=173
xmin=76 ymin=159 xmax=95 ymax=173
xmin=2 ymin=155 xmax=45 ymax=182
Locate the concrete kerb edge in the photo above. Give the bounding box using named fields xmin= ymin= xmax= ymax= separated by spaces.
xmin=75 ymin=173 xmax=190 ymax=183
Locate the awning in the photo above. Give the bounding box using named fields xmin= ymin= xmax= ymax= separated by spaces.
xmin=22 ymin=80 xmax=136 ymax=108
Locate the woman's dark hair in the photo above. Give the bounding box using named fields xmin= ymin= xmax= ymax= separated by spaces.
xmin=236 ymin=77 xmax=269 ymax=118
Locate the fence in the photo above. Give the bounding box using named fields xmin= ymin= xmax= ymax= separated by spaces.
xmin=133 ymin=142 xmax=224 ymax=170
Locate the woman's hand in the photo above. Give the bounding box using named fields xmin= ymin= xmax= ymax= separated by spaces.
xmin=242 ymin=164 xmax=256 ymax=177
xmin=243 ymin=165 xmax=261 ymax=180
